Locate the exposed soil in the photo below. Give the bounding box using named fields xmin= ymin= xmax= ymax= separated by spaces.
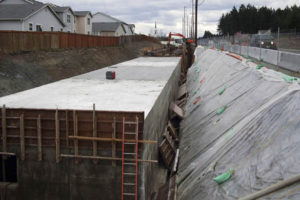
xmin=0 ymin=41 xmax=161 ymax=97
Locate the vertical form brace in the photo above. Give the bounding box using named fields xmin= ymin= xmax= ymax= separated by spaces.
xmin=65 ymin=111 xmax=69 ymax=146
xmin=20 ymin=114 xmax=25 ymax=161
xmin=73 ymin=110 xmax=79 ymax=164
xmin=135 ymin=116 xmax=139 ymax=200
xmin=92 ymin=104 xmax=98 ymax=164
xmin=37 ymin=115 xmax=42 ymax=161
xmin=55 ymin=110 xmax=60 ymax=163
xmin=2 ymin=105 xmax=7 ymax=155
xmin=112 ymin=117 xmax=116 ymax=167
xmin=121 ymin=117 xmax=125 ymax=200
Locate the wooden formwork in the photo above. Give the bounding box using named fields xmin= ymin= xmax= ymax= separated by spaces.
xmin=0 ymin=105 xmax=157 ymax=164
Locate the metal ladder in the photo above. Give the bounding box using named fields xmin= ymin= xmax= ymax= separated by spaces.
xmin=121 ymin=116 xmax=139 ymax=200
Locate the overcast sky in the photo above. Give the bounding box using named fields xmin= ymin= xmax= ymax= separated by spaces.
xmin=40 ymin=0 xmax=299 ymax=36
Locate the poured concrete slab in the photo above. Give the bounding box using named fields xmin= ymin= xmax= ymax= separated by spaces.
xmin=0 ymin=57 xmax=181 ymax=117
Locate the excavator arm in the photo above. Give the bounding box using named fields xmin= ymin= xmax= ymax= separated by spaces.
xmin=168 ymin=32 xmax=195 ymax=45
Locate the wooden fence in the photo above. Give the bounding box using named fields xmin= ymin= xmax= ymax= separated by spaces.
xmin=0 ymin=31 xmax=158 ymax=53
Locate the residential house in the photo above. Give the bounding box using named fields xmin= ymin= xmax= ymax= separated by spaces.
xmin=92 ymin=12 xmax=134 ymax=36
xmin=92 ymin=22 xmax=127 ymax=36
xmin=50 ymin=5 xmax=75 ymax=33
xmin=74 ymin=11 xmax=92 ymax=35
xmin=0 ymin=0 xmax=65 ymax=32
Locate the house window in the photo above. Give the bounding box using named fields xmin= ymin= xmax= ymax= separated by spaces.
xmin=36 ymin=25 xmax=42 ymax=32
xmin=51 ymin=27 xmax=54 ymax=32
xmin=60 ymin=28 xmax=63 ymax=32
xmin=88 ymin=31 xmax=90 ymax=35
xmin=29 ymin=23 xmax=33 ymax=31
xmin=67 ymin=15 xmax=71 ymax=23
xmin=87 ymin=18 xmax=90 ymax=25
xmin=0 ymin=155 xmax=18 ymax=183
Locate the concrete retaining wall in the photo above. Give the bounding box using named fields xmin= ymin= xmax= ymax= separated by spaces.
xmin=278 ymin=51 xmax=300 ymax=72
xmin=261 ymin=48 xmax=278 ymax=65
xmin=225 ymin=44 xmax=300 ymax=72
xmin=142 ymin=59 xmax=181 ymax=200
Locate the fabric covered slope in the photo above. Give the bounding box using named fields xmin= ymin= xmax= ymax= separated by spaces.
xmin=177 ymin=47 xmax=300 ymax=199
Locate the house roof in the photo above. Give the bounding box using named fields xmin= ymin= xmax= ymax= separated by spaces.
xmin=0 ymin=2 xmax=65 ymax=26
xmin=93 ymin=12 xmax=126 ymax=24
xmin=52 ymin=6 xmax=68 ymax=12
xmin=50 ymin=5 xmax=74 ymax=17
xmin=92 ymin=22 xmax=121 ymax=33
xmin=74 ymin=11 xmax=92 ymax=17
xmin=0 ymin=3 xmax=43 ymax=20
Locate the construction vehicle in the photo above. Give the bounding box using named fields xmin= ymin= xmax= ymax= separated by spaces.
xmin=167 ymin=32 xmax=195 ymax=46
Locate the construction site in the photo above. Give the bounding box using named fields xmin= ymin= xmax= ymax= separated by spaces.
xmin=1 ymin=0 xmax=300 ymax=200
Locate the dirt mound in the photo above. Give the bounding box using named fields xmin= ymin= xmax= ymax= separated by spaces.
xmin=0 ymin=41 xmax=161 ymax=97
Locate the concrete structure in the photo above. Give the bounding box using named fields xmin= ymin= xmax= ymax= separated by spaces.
xmin=92 ymin=12 xmax=134 ymax=36
xmin=74 ymin=11 xmax=92 ymax=35
xmin=0 ymin=57 xmax=181 ymax=200
xmin=0 ymin=0 xmax=65 ymax=32
xmin=92 ymin=22 xmax=126 ymax=36
xmin=51 ymin=5 xmax=75 ymax=33
xmin=224 ymin=44 xmax=300 ymax=73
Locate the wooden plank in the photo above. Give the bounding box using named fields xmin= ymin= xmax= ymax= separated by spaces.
xmin=159 ymin=139 xmax=172 ymax=170
xmin=73 ymin=110 xmax=79 ymax=164
xmin=37 ymin=115 xmax=42 ymax=161
xmin=20 ymin=114 xmax=25 ymax=161
xmin=68 ymin=135 xmax=157 ymax=144
xmin=177 ymin=83 xmax=187 ymax=100
xmin=172 ymin=149 xmax=179 ymax=173
xmin=55 ymin=109 xmax=60 ymax=163
xmin=60 ymin=154 xmax=158 ymax=163
xmin=0 ymin=152 xmax=16 ymax=156
xmin=164 ymin=132 xmax=176 ymax=153
xmin=65 ymin=111 xmax=69 ymax=146
xmin=169 ymin=102 xmax=184 ymax=119
xmin=112 ymin=117 xmax=116 ymax=167
xmin=2 ymin=105 xmax=7 ymax=154
xmin=168 ymin=121 xmax=178 ymax=139
xmin=92 ymin=104 xmax=98 ymax=164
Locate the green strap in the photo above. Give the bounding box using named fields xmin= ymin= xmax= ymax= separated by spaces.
xmin=217 ymin=105 xmax=228 ymax=115
xmin=256 ymin=64 xmax=264 ymax=70
xmin=218 ymin=87 xmax=226 ymax=95
xmin=213 ymin=169 xmax=233 ymax=184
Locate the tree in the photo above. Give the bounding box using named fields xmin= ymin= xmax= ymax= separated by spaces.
xmin=217 ymin=4 xmax=300 ymax=35
xmin=203 ymin=30 xmax=214 ymax=38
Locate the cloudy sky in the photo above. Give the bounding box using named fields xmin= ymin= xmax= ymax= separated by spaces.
xmin=40 ymin=0 xmax=299 ymax=37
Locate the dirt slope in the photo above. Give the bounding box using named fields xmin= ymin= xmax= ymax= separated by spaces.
xmin=0 ymin=41 xmax=161 ymax=97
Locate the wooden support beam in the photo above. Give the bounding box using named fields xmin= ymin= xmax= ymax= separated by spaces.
xmin=68 ymin=136 xmax=157 ymax=144
xmin=60 ymin=154 xmax=158 ymax=163
xmin=73 ymin=110 xmax=79 ymax=164
xmin=112 ymin=117 xmax=116 ymax=167
xmin=2 ymin=105 xmax=7 ymax=157
xmin=168 ymin=121 xmax=178 ymax=139
xmin=55 ymin=110 xmax=60 ymax=163
xmin=65 ymin=111 xmax=69 ymax=146
xmin=172 ymin=149 xmax=180 ymax=173
xmin=92 ymin=104 xmax=98 ymax=164
xmin=0 ymin=152 xmax=16 ymax=156
xmin=37 ymin=115 xmax=42 ymax=161
xmin=20 ymin=114 xmax=25 ymax=161
xmin=177 ymin=83 xmax=187 ymax=100
xmin=169 ymin=102 xmax=184 ymax=119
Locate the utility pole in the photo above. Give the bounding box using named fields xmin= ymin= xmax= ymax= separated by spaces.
xmin=183 ymin=6 xmax=186 ymax=37
xmin=187 ymin=15 xmax=189 ymax=38
xmin=191 ymin=0 xmax=194 ymax=38
xmin=195 ymin=0 xmax=198 ymax=46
